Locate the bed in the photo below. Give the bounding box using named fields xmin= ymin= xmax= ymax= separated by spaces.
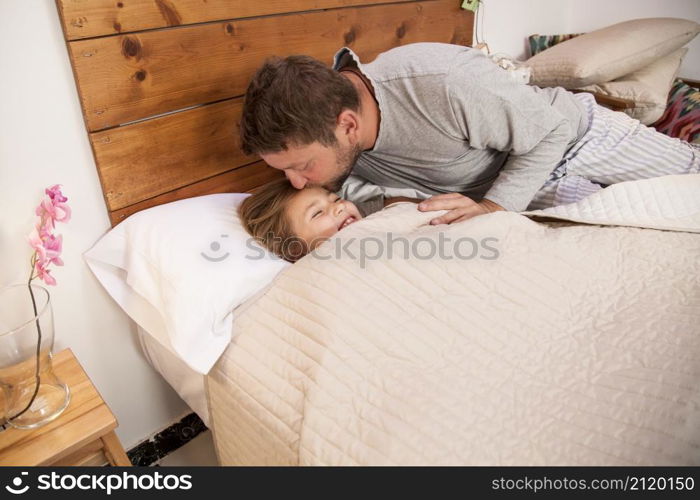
xmin=57 ymin=1 xmax=700 ymax=465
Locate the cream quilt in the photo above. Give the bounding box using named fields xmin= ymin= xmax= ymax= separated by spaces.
xmin=207 ymin=175 xmax=700 ymax=465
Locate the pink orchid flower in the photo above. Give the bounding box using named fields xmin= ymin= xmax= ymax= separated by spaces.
xmin=38 ymin=218 xmax=53 ymax=240
xmin=45 ymin=184 xmax=68 ymax=203
xmin=28 ymin=229 xmax=47 ymax=262
xmin=28 ymin=185 xmax=70 ymax=286
xmin=36 ymin=195 xmax=71 ymax=226
xmin=34 ymin=260 xmax=56 ymax=286
xmin=42 ymin=234 xmax=64 ymax=267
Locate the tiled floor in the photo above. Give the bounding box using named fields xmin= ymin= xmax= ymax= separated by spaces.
xmin=156 ymin=430 xmax=219 ymax=466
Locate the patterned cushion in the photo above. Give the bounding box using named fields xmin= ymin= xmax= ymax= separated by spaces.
xmin=528 ymin=33 xmax=584 ymax=56
xmin=651 ymin=79 xmax=700 ymax=144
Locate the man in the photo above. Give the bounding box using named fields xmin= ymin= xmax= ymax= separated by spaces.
xmin=240 ymin=43 xmax=699 ymax=225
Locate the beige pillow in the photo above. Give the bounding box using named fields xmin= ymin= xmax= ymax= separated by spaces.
xmin=578 ymin=48 xmax=687 ymax=125
xmin=525 ymin=18 xmax=699 ymax=88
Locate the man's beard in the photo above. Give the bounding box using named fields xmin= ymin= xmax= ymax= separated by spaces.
xmin=323 ymin=142 xmax=362 ymax=192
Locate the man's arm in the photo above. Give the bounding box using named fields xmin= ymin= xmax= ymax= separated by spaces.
xmin=339 ymin=175 xmax=433 ymax=216
xmin=478 ymin=118 xmax=571 ymax=212
xmin=443 ymin=51 xmax=575 ymax=214
xmin=383 ymin=196 xmax=421 ymax=207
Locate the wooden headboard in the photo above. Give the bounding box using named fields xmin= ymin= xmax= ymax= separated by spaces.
xmin=55 ymin=0 xmax=473 ymax=226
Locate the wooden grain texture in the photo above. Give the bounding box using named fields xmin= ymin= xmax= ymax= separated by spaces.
xmin=680 ymin=78 xmax=700 ymax=89
xmin=56 ymin=0 xmax=409 ymax=40
xmin=0 ymin=349 xmax=121 ymax=466
xmin=90 ymin=98 xmax=252 ymax=211
xmin=571 ymin=89 xmax=636 ymax=110
xmin=68 ymin=0 xmax=473 ymax=130
xmin=108 ymin=160 xmax=284 ymax=226
xmin=101 ymin=430 xmax=131 ymax=466
xmin=50 ymin=438 xmax=106 ymax=466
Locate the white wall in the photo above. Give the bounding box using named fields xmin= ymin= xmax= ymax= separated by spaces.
xmin=0 ymin=1 xmax=187 ymax=449
xmin=479 ymin=0 xmax=700 ymax=79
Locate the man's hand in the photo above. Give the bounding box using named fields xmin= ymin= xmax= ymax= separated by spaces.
xmin=417 ymin=193 xmax=505 ymax=225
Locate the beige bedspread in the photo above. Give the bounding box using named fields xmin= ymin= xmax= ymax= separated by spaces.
xmin=207 ymin=175 xmax=700 ymax=465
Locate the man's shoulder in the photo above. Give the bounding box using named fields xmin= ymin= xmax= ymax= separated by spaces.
xmin=334 ymin=43 xmax=476 ymax=81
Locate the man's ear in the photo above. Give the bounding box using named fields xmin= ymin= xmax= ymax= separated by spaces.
xmin=336 ymin=109 xmax=360 ymax=139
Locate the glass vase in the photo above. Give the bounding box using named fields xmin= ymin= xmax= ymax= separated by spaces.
xmin=0 ymin=283 xmax=70 ymax=429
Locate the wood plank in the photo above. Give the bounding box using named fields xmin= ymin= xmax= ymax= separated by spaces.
xmin=32 ymin=406 xmax=117 ymax=466
xmin=571 ymin=89 xmax=636 ymax=110
xmin=56 ymin=0 xmax=410 ymax=40
xmin=101 ymin=430 xmax=132 ymax=466
xmin=680 ymin=78 xmax=700 ymax=89
xmin=50 ymin=438 xmax=106 ymax=466
xmin=90 ymin=98 xmax=253 ymax=211
xmin=0 ymin=350 xmax=101 ymax=457
xmin=68 ymin=0 xmax=473 ymax=130
xmin=0 ymin=349 xmax=118 ymax=466
xmin=109 ymin=161 xmax=284 ymax=226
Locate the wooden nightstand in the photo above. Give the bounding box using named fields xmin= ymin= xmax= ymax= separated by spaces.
xmin=0 ymin=348 xmax=131 ymax=466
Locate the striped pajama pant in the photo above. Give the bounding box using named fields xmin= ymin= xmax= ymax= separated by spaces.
xmin=527 ymin=92 xmax=700 ymax=211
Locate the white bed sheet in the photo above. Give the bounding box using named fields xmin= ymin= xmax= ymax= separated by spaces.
xmin=136 ymin=325 xmax=210 ymax=426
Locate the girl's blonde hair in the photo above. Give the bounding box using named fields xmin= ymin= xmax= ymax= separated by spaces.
xmin=238 ymin=178 xmax=309 ymax=262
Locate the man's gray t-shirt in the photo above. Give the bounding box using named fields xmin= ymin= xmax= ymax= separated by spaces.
xmin=332 ymin=43 xmax=590 ymax=212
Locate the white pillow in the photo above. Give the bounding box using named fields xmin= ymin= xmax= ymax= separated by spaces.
xmin=84 ymin=194 xmax=289 ymax=374
xmin=525 ymin=18 xmax=699 ymax=88
xmin=578 ymin=47 xmax=688 ymax=124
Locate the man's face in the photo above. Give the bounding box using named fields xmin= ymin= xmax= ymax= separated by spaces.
xmin=261 ymin=140 xmax=361 ymax=192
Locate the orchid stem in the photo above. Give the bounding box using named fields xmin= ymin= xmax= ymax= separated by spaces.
xmin=8 ymin=255 xmax=43 ymax=422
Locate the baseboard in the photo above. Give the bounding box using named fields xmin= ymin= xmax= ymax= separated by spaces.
xmin=126 ymin=413 xmax=207 ymax=466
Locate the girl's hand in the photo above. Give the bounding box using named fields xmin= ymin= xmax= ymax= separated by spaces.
xmin=417 ymin=193 xmax=504 ymax=225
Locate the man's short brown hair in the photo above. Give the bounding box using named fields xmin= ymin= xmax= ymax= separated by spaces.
xmin=239 ymin=55 xmax=359 ymax=155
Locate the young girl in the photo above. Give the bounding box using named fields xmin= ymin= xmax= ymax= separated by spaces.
xmin=239 ymin=178 xmax=417 ymax=262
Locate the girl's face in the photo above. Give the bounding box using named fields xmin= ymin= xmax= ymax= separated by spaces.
xmin=287 ymin=187 xmax=362 ymax=250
